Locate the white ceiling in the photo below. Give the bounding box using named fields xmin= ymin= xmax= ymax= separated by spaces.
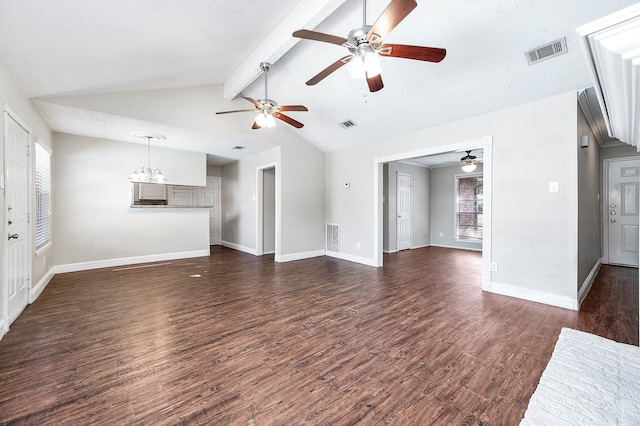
xmin=0 ymin=0 xmax=637 ymax=166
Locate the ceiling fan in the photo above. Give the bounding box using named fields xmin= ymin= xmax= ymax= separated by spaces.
xmin=216 ymin=62 xmax=308 ymax=129
xmin=293 ymin=0 xmax=446 ymax=92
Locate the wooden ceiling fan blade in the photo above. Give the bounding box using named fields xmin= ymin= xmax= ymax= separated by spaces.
xmin=216 ymin=109 xmax=259 ymax=114
xmin=379 ymin=44 xmax=446 ymax=62
xmin=307 ymin=55 xmax=352 ymax=86
xmin=293 ymin=29 xmax=347 ymax=46
xmin=366 ymin=73 xmax=384 ymax=92
xmin=367 ymin=0 xmax=417 ymax=44
xmin=278 ymin=105 xmax=308 ymax=112
xmin=241 ymin=96 xmax=262 ymax=108
xmin=273 ymin=112 xmax=304 ymax=128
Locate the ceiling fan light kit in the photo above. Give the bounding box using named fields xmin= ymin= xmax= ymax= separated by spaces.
xmin=460 ymin=150 xmax=477 ymax=173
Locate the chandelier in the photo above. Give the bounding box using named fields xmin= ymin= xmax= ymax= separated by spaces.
xmin=129 ymin=133 xmax=167 ymax=183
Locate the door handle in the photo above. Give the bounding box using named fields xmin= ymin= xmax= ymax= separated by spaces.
xmin=610 ymin=219 xmax=616 ymax=223
xmin=8 ymin=233 xmax=18 ymax=240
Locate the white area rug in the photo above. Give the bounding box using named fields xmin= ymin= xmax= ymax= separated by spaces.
xmin=521 ymin=328 xmax=640 ymax=425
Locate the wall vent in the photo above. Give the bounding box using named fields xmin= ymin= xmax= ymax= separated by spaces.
xmin=340 ymin=120 xmax=357 ymax=129
xmin=232 ymin=146 xmax=245 ymax=150
xmin=326 ymin=223 xmax=340 ymax=252
xmin=525 ymin=37 xmax=567 ymax=65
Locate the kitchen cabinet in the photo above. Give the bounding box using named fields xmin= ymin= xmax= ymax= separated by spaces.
xmin=138 ymin=183 xmax=167 ymax=200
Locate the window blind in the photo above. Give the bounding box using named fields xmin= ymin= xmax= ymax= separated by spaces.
xmin=35 ymin=143 xmax=51 ymax=250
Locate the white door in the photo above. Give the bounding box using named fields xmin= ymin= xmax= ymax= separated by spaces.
xmin=201 ymin=177 xmax=221 ymax=245
xmin=397 ymin=172 xmax=411 ymax=251
xmin=5 ymin=112 xmax=31 ymax=325
xmin=607 ymin=159 xmax=640 ymax=267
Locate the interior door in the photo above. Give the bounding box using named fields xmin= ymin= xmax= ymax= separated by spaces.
xmin=5 ymin=112 xmax=31 ymax=325
xmin=607 ymin=159 xmax=640 ymax=267
xmin=397 ymin=172 xmax=411 ymax=251
xmin=202 ymin=177 xmax=221 ymax=245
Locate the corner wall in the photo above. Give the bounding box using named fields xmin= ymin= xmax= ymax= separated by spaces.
xmin=326 ymin=91 xmax=579 ymax=307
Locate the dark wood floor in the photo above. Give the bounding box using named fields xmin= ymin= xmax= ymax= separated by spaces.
xmin=0 ymin=246 xmax=637 ymax=425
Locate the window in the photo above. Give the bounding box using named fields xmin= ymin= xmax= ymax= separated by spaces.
xmin=35 ymin=142 xmax=52 ymax=252
xmin=456 ymin=174 xmax=483 ymax=241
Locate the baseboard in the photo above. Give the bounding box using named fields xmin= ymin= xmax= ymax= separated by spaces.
xmin=578 ymin=258 xmax=602 ymax=307
xmin=411 ymin=243 xmax=431 ymax=250
xmin=275 ymin=250 xmax=325 ymax=263
xmin=0 ymin=318 xmax=6 ymax=341
xmin=54 ymin=249 xmax=211 ymax=274
xmin=484 ymin=281 xmax=578 ymax=311
xmin=30 ymin=267 xmax=55 ymax=303
xmin=221 ymin=241 xmax=257 ymax=256
xmin=430 ymin=243 xmax=482 ymax=252
xmin=325 ymin=250 xmax=377 ymax=267
xmin=383 ymin=249 xmax=398 ymax=254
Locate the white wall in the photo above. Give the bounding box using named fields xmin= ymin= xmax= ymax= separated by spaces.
xmin=383 ymin=162 xmax=430 ymax=252
xmin=430 ymin=163 xmax=484 ymax=251
xmin=53 ymin=133 xmax=209 ymax=269
xmin=577 ymin=104 xmax=602 ymax=297
xmin=0 ymin=60 xmax=53 ymax=333
xmin=326 ymin=91 xmax=580 ymax=307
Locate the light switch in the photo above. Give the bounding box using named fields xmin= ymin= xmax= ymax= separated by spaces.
xmin=549 ymin=182 xmax=559 ymax=193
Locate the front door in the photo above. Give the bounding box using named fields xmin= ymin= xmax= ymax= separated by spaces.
xmin=607 ymin=158 xmax=640 ymax=267
xmin=397 ymin=172 xmax=411 ymax=251
xmin=5 ymin=112 xmax=31 ymax=325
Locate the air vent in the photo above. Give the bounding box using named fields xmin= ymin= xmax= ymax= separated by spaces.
xmin=339 ymin=120 xmax=357 ymax=129
xmin=326 ymin=223 xmax=340 ymax=252
xmin=232 ymin=146 xmax=245 ymax=150
xmin=525 ymin=37 xmax=567 ymax=65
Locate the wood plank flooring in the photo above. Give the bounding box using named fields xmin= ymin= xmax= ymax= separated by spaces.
xmin=0 ymin=246 xmax=637 ymax=425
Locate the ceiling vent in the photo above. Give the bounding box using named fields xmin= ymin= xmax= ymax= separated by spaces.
xmin=525 ymin=37 xmax=567 ymax=65
xmin=339 ymin=120 xmax=357 ymax=129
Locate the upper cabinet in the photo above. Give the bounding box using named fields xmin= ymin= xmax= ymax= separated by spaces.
xmin=138 ymin=183 xmax=168 ymax=200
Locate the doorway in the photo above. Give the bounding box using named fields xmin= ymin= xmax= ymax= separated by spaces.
xmin=256 ymin=163 xmax=277 ymax=257
xmin=374 ymin=136 xmax=493 ymax=290
xmin=4 ymin=109 xmax=32 ymax=329
xmin=603 ymin=157 xmax=640 ymax=267
xmin=201 ymin=176 xmax=221 ymax=246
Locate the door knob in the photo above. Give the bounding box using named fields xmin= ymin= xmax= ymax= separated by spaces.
xmin=8 ymin=233 xmax=18 ymax=240
xmin=610 ymin=211 xmax=616 ymax=215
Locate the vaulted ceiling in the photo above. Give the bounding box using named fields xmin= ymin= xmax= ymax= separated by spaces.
xmin=0 ymin=0 xmax=637 ymax=165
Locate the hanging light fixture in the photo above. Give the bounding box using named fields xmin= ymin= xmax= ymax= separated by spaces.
xmin=460 ymin=150 xmax=477 ymax=173
xmin=129 ymin=132 xmax=167 ymax=183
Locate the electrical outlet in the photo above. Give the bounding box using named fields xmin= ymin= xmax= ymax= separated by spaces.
xmin=439 ymin=232 xmax=443 ymax=237
xmin=491 ymin=262 xmax=498 ymax=272
xmin=356 ymin=242 xmax=361 ymax=249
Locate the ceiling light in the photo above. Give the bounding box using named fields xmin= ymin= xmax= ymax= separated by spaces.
xmin=129 ymin=133 xmax=167 ymax=183
xmin=460 ymin=150 xmax=477 ymax=173
xmin=347 ymin=47 xmax=381 ymax=79
xmin=255 ymin=111 xmax=276 ymax=128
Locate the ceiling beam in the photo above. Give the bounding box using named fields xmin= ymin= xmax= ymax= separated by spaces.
xmin=223 ymin=0 xmax=348 ymax=100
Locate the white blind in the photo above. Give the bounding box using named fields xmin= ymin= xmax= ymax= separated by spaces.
xmin=35 ymin=142 xmax=51 ymax=250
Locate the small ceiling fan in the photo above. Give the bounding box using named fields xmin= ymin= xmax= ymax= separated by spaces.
xmin=293 ymin=0 xmax=446 ymax=92
xmin=216 ymin=62 xmax=308 ymax=129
